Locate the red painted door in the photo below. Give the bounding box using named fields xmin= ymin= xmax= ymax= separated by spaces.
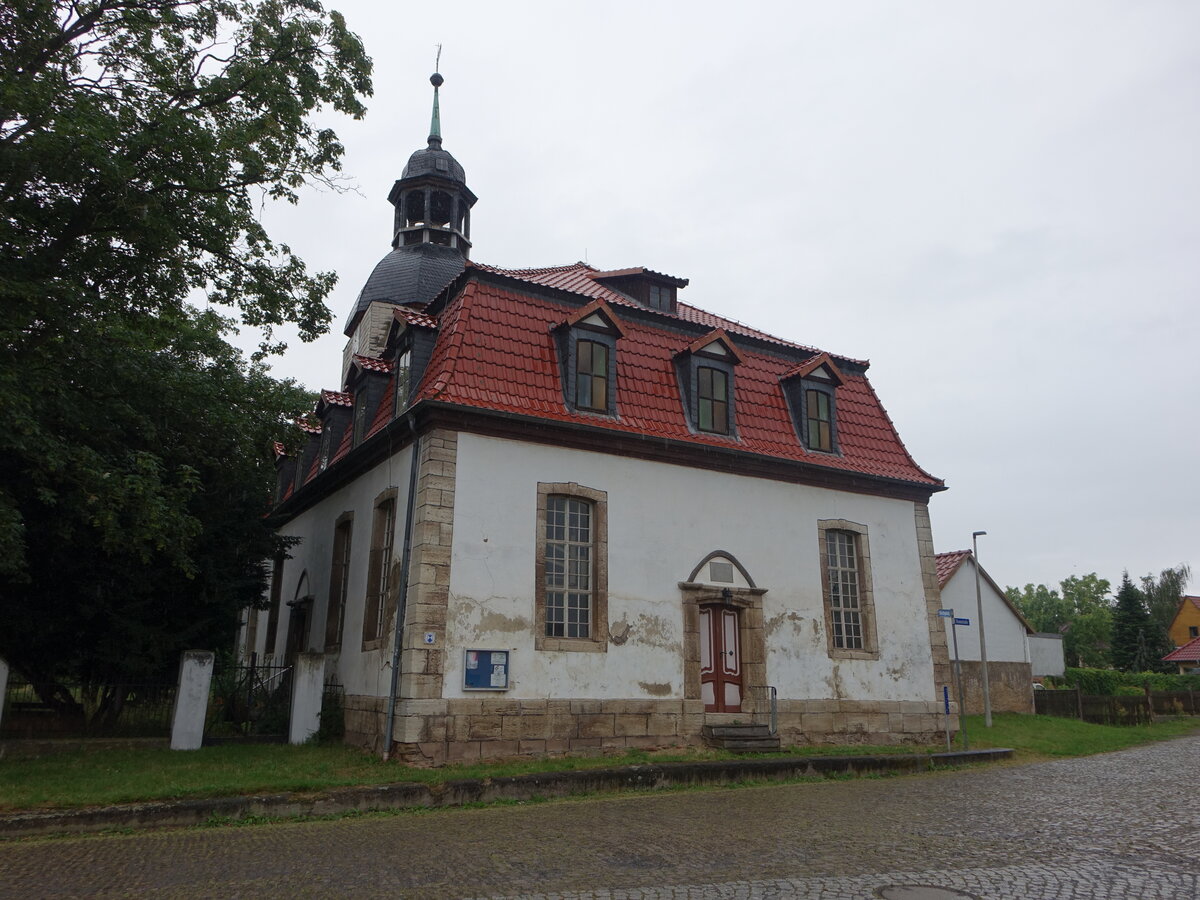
xmin=699 ymin=605 xmax=742 ymax=712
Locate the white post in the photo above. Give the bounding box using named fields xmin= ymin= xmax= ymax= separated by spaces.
xmin=289 ymin=652 xmax=326 ymax=745
xmin=170 ymin=651 xmax=215 ymax=751
xmin=0 ymin=657 xmax=9 ymax=734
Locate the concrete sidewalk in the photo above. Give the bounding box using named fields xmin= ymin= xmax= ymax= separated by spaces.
xmin=0 ymin=748 xmax=1010 ymax=839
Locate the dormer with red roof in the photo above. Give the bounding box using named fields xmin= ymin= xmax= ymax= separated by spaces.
xmin=591 ymin=267 xmax=689 ymax=314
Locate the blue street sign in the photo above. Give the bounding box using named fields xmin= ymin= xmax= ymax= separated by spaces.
xmin=954 ymin=617 xmax=970 ymax=626
xmin=937 ymin=609 xmax=952 ymax=618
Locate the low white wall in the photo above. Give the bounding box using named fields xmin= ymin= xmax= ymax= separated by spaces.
xmin=289 ymin=652 xmax=326 ymax=744
xmin=170 ymin=651 xmax=214 ymax=751
xmin=1029 ymin=633 xmax=1066 ymax=677
xmin=443 ymin=433 xmax=936 ymax=704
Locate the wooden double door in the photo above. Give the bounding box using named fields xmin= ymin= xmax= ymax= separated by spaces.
xmin=699 ymin=604 xmax=742 ymax=712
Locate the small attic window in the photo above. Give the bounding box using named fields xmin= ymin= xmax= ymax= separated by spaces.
xmin=556 ymin=301 xmax=624 ymax=418
xmin=782 ymin=354 xmax=845 ymax=456
xmin=648 ymin=284 xmax=674 ymax=311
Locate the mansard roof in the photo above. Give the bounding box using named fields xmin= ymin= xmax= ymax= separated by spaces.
xmin=411 ymin=263 xmax=939 ymax=488
xmin=281 ymin=260 xmax=943 ymax=514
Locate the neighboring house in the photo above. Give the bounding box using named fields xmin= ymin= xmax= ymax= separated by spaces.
xmin=934 ymin=550 xmax=1061 ymax=713
xmin=241 ymin=73 xmax=958 ymax=764
xmin=1163 ymin=636 xmax=1200 ymax=674
xmin=1167 ymin=596 xmax=1200 ymax=648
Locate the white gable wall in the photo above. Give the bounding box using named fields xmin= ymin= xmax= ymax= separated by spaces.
xmin=939 ymin=560 xmax=1029 ymax=664
xmin=445 ymin=433 xmax=936 ymax=703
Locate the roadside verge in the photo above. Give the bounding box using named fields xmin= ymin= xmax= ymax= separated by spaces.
xmin=0 ymin=748 xmax=1010 ymax=838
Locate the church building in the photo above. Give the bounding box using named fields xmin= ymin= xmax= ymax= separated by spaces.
xmin=243 ymin=72 xmax=956 ymax=764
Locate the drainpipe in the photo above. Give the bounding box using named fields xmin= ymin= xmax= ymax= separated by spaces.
xmin=383 ymin=417 xmax=421 ymax=760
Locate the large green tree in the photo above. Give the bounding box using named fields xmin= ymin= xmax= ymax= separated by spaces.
xmin=1110 ymin=573 xmax=1156 ymax=672
xmin=1007 ymin=573 xmax=1112 ymax=668
xmin=0 ymin=0 xmax=371 ymax=713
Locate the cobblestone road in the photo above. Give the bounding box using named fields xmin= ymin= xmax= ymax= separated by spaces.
xmin=1 ymin=736 xmax=1197 ymax=899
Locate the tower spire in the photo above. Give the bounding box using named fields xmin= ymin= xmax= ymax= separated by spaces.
xmin=428 ymin=45 xmax=443 ymax=149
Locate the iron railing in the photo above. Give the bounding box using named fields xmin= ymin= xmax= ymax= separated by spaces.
xmin=205 ymin=654 xmax=293 ymax=742
xmin=742 ymin=684 xmax=778 ymax=735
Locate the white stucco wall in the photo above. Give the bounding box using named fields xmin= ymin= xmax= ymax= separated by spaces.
xmin=253 ymin=445 xmax=415 ymax=698
xmin=443 ymin=433 xmax=937 ymax=704
xmin=939 ymin=561 xmax=1030 ymax=664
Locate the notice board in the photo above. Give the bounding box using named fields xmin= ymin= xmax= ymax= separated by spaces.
xmin=463 ymin=649 xmax=510 ymax=691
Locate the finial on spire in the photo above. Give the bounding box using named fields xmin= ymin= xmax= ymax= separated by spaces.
xmin=428 ymin=44 xmax=444 ymax=149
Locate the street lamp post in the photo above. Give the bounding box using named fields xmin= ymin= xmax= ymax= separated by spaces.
xmin=973 ymin=530 xmax=992 ymax=727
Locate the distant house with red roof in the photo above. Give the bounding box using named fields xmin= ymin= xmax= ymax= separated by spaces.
xmin=242 ymin=74 xmax=959 ymax=764
xmin=934 ymin=551 xmax=1063 ymax=714
xmin=1163 ymin=635 xmax=1200 ymax=674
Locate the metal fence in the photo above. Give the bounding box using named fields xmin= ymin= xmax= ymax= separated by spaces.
xmin=1 ymin=677 xmax=176 ymax=739
xmin=205 ymin=655 xmax=292 ymax=743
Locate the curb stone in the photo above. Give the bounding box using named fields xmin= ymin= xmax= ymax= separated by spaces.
xmin=0 ymin=748 xmax=1011 ymax=839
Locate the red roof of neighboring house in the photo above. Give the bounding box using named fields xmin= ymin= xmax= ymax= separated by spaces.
xmin=1163 ymin=635 xmax=1200 ymax=663
xmin=412 ymin=273 xmax=939 ymax=486
xmin=935 ymin=550 xmax=972 ymax=588
xmin=319 ymin=390 xmax=353 ymax=407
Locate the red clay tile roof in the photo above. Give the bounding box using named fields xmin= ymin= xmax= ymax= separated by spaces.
xmin=298 ymin=419 xmax=322 ymax=435
xmin=413 ymin=274 xmax=941 ymax=487
xmin=592 ymin=266 xmax=689 ymax=287
xmin=393 ymin=306 xmax=438 ymax=329
xmin=319 ymin=390 xmax=353 ymax=407
xmin=272 ymin=441 xmax=287 ymax=459
xmin=1163 ymin=635 xmax=1200 ymax=663
xmin=935 ymin=550 xmax=971 ymax=588
xmin=352 ymin=354 xmax=394 ymax=374
xmin=469 ymin=261 xmax=865 ymax=364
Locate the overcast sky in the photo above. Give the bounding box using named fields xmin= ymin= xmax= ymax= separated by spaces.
xmin=237 ymin=1 xmax=1199 ymax=598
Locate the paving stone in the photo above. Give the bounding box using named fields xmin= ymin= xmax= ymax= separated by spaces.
xmin=0 ymin=736 xmax=1196 ymax=898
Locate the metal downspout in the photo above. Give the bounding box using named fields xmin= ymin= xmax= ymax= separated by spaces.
xmin=383 ymin=418 xmax=421 ymax=760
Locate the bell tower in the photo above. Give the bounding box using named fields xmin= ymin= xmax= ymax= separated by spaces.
xmin=343 ymin=67 xmax=478 ymax=349
xmin=386 ymin=71 xmax=477 ymax=256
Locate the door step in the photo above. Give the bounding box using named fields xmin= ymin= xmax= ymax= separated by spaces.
xmin=701 ymin=723 xmax=781 ymax=752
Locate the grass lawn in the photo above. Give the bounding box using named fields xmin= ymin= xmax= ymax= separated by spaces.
xmin=956 ymin=712 xmax=1200 ymax=761
xmin=2 ymin=713 xmax=1196 ymax=812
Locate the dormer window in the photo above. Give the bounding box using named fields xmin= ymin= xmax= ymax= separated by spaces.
xmin=576 ymin=340 xmax=609 ymax=412
xmin=394 ymin=347 xmax=413 ymax=414
xmin=351 ymin=392 xmax=368 ymax=447
xmin=590 ymin=267 xmax=688 ymax=314
xmin=555 ymin=301 xmax=624 ymax=418
xmin=676 ymin=330 xmax=743 ymax=438
xmin=318 ymin=428 xmax=332 ymax=472
xmin=782 ymin=354 xmax=845 ymax=455
xmin=697 ymin=367 xmax=729 ymax=434
xmin=648 ymin=284 xmax=674 ymax=311
xmin=805 ymin=389 xmax=832 ymax=451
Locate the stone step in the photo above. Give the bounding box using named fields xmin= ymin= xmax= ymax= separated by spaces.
xmin=719 ymin=737 xmax=782 ymax=751
xmin=702 ymin=724 xmax=774 ymax=739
